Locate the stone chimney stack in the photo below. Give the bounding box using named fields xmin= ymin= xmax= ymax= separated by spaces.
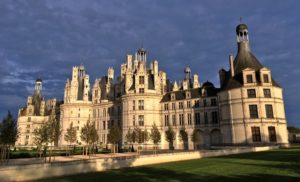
xmin=229 ymin=54 xmax=235 ymax=77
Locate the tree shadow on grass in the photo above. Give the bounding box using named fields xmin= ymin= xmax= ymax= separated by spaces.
xmin=37 ymin=166 xmax=300 ymax=182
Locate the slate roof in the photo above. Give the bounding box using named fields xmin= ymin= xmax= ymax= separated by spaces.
xmin=220 ymin=41 xmax=281 ymax=90
xmin=161 ymin=83 xmax=219 ymax=102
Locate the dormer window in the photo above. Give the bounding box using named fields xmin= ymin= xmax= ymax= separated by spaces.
xmin=171 ymin=93 xmax=176 ymax=101
xmin=246 ymin=74 xmax=253 ymax=83
xmin=259 ymin=68 xmax=271 ymax=85
xmin=263 ymin=74 xmax=269 ymax=83
xmin=139 ymin=76 xmax=145 ymax=84
xmin=186 ymin=91 xmax=191 ymax=99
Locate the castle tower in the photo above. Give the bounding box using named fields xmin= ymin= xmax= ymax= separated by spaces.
xmin=108 ymin=67 xmax=114 ymax=80
xmin=218 ymin=23 xmax=289 ymax=146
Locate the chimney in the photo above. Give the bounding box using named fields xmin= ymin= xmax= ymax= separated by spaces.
xmin=229 ymin=54 xmax=235 ymax=77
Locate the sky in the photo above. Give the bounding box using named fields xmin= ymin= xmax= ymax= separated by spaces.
xmin=0 ymin=0 xmax=299 ymax=127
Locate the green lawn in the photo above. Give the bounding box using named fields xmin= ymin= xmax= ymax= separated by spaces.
xmin=36 ymin=145 xmax=300 ymax=182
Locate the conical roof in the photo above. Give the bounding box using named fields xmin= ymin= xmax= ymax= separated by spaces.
xmin=233 ymin=42 xmax=263 ymax=75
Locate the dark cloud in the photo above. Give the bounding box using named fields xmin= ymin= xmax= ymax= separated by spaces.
xmin=0 ymin=0 xmax=299 ymax=127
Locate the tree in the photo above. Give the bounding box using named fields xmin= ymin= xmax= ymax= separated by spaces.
xmin=125 ymin=128 xmax=136 ymax=152
xmin=81 ymin=120 xmax=98 ymax=157
xmin=107 ymin=125 xmax=122 ymax=153
xmin=165 ymin=126 xmax=176 ymax=150
xmin=33 ymin=123 xmax=49 ymax=160
xmin=134 ymin=127 xmax=149 ymax=153
xmin=178 ymin=128 xmax=188 ymax=150
xmin=64 ymin=122 xmax=77 ymax=156
xmin=287 ymin=126 xmax=300 ymax=133
xmin=0 ymin=111 xmax=19 ymax=164
xmin=46 ymin=111 xmax=61 ymax=162
xmin=150 ymin=124 xmax=161 ymax=154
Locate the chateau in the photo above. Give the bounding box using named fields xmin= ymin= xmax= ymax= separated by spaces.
xmin=16 ymin=79 xmax=59 ymax=146
xmin=17 ymin=23 xmax=289 ymax=149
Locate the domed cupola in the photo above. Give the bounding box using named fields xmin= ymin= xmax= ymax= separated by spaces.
xmin=202 ymin=81 xmax=214 ymax=88
xmin=233 ymin=23 xmax=263 ymax=75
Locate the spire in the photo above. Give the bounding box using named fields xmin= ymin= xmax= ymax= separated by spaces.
xmin=173 ymin=81 xmax=178 ymax=91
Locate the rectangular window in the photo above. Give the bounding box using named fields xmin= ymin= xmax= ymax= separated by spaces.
xmin=211 ymin=98 xmax=217 ymax=106
xmin=172 ymin=103 xmax=176 ymax=110
xmin=179 ymin=114 xmax=184 ymax=125
xmin=188 ymin=113 xmax=192 ymax=125
xmin=265 ymin=104 xmax=274 ymax=118
xmin=195 ymin=100 xmax=200 ymax=108
xmin=164 ymin=115 xmax=169 ymax=126
xmin=27 ymin=124 xmax=30 ymax=128
xmin=212 ymin=111 xmax=218 ymax=124
xmin=247 ymin=74 xmax=253 ymax=83
xmin=26 ymin=135 xmax=29 ymax=139
xmin=139 ymin=76 xmax=145 ymax=84
xmin=139 ymin=88 xmax=144 ymax=93
xmin=204 ymin=112 xmax=208 ymax=124
xmin=264 ymin=89 xmax=271 ymax=98
xmin=251 ymin=127 xmax=261 ymax=142
xmin=268 ymin=126 xmax=277 ymax=142
xmin=138 ymin=100 xmax=144 ymax=110
xmin=172 ymin=115 xmax=176 ymax=126
xmin=195 ymin=113 xmax=201 ymax=125
xmin=133 ymin=100 xmax=135 ymax=110
xmin=247 ymin=89 xmax=256 ymax=98
xmin=138 ymin=115 xmax=144 ymax=126
xmin=164 ymin=103 xmax=169 ymax=110
xmin=103 ymin=121 xmax=106 ymax=130
xmin=249 ymin=105 xmax=258 ymax=118
xmin=187 ymin=101 xmax=191 ymax=108
xmin=263 ymin=74 xmax=269 ymax=83
xmin=28 ymin=117 xmax=31 ymax=122
xmin=133 ymin=115 xmax=135 ymax=126
xmin=179 ymin=102 xmax=183 ymax=109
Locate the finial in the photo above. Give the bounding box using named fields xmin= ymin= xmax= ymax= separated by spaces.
xmin=240 ymin=17 xmax=242 ymax=23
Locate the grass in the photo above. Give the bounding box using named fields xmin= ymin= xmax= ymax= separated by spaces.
xmin=36 ymin=145 xmax=300 ymax=182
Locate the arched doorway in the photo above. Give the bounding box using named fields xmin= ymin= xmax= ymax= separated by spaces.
xmin=193 ymin=130 xmax=205 ymax=149
xmin=210 ymin=129 xmax=222 ymax=146
xmin=179 ymin=129 xmax=189 ymax=150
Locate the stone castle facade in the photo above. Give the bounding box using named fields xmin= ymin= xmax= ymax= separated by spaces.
xmin=17 ymin=23 xmax=289 ymax=149
xmin=16 ymin=79 xmax=59 ymax=146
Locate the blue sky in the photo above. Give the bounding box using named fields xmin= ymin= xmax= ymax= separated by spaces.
xmin=0 ymin=0 xmax=299 ymax=127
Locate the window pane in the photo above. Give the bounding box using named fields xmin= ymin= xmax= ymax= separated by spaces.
xmin=265 ymin=105 xmax=274 ymax=118
xmin=247 ymin=89 xmax=256 ymax=98
xmin=251 ymin=127 xmax=261 ymax=142
xmin=264 ymin=89 xmax=271 ymax=98
xmin=249 ymin=105 xmax=258 ymax=118
xmin=263 ymin=74 xmax=269 ymax=83
xmin=247 ymin=75 xmax=253 ymax=83
xmin=268 ymin=126 xmax=277 ymax=142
